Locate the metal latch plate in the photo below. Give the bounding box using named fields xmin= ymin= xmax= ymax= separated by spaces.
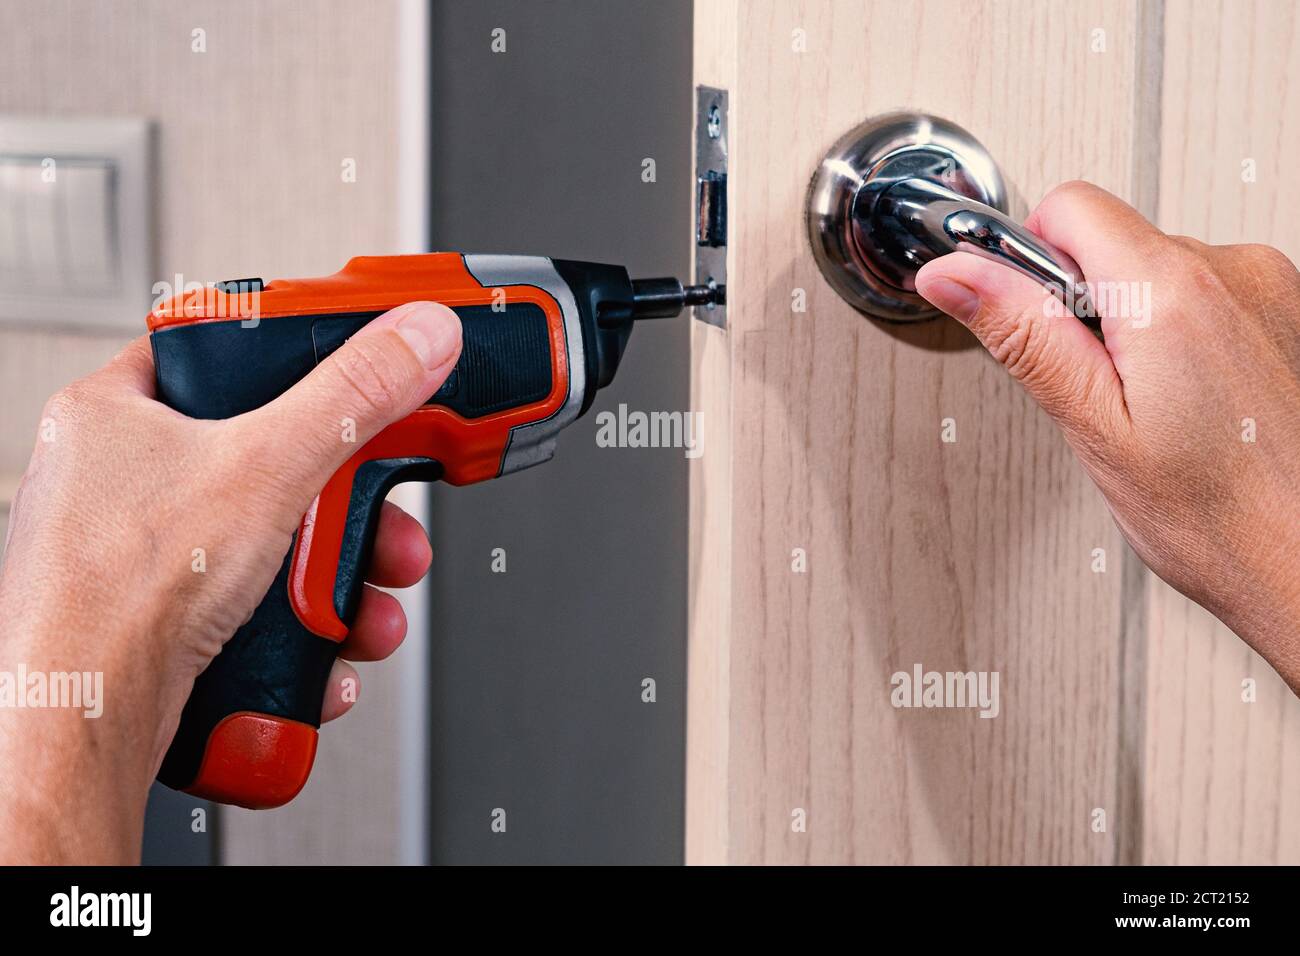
xmin=694 ymin=86 xmax=727 ymax=328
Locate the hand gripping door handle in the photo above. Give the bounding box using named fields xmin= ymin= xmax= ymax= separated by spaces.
xmin=807 ymin=111 xmax=1096 ymax=327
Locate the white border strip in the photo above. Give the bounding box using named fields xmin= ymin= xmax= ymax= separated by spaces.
xmin=393 ymin=0 xmax=431 ymax=866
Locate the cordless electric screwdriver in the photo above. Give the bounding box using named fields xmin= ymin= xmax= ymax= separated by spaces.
xmin=147 ymin=253 xmax=721 ymax=809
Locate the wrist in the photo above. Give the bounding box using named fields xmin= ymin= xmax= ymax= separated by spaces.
xmin=0 ymin=704 xmax=147 ymax=863
xmin=0 ymin=605 xmax=163 ymax=862
xmin=1217 ymin=526 xmax=1300 ymax=693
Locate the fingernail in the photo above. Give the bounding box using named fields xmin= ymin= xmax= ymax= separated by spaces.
xmin=393 ymin=302 xmax=460 ymax=371
xmin=917 ymin=277 xmax=981 ymax=324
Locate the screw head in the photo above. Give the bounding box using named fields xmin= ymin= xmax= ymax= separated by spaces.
xmin=706 ymin=104 xmax=722 ymax=139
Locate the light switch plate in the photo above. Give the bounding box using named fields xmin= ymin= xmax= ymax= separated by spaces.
xmin=0 ymin=116 xmax=152 ymax=332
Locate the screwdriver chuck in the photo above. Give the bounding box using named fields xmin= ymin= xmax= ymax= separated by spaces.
xmin=631 ymin=277 xmax=726 ymax=318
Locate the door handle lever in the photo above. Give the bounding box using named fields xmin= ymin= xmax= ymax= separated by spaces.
xmin=807 ymin=112 xmax=1096 ymax=327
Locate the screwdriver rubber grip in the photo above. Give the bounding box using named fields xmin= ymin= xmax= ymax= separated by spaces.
xmin=156 ymin=456 xmax=438 ymax=808
xmin=156 ymin=545 xmax=333 ymax=806
xmin=148 ymin=314 xmax=445 ymax=808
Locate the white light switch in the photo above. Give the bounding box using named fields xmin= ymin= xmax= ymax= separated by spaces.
xmin=0 ymin=117 xmax=151 ymax=332
xmin=60 ymin=161 xmax=118 ymax=295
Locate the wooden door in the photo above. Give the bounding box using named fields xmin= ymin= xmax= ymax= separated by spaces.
xmin=687 ymin=0 xmax=1300 ymax=865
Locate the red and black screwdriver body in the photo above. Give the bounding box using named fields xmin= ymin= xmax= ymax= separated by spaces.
xmin=147 ymin=253 xmax=719 ymax=809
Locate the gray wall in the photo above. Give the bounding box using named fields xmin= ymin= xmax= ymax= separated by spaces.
xmin=426 ymin=0 xmax=692 ymax=863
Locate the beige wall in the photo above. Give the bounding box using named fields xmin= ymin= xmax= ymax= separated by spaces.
xmin=0 ymin=0 xmax=409 ymax=863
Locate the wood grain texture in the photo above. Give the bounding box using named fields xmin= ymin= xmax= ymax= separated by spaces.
xmin=1143 ymin=0 xmax=1300 ymax=865
xmin=0 ymin=0 xmax=408 ymax=863
xmin=688 ymin=0 xmax=1152 ymax=864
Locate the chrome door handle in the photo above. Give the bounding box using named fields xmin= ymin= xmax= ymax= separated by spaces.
xmin=807 ymin=112 xmax=1095 ymax=326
